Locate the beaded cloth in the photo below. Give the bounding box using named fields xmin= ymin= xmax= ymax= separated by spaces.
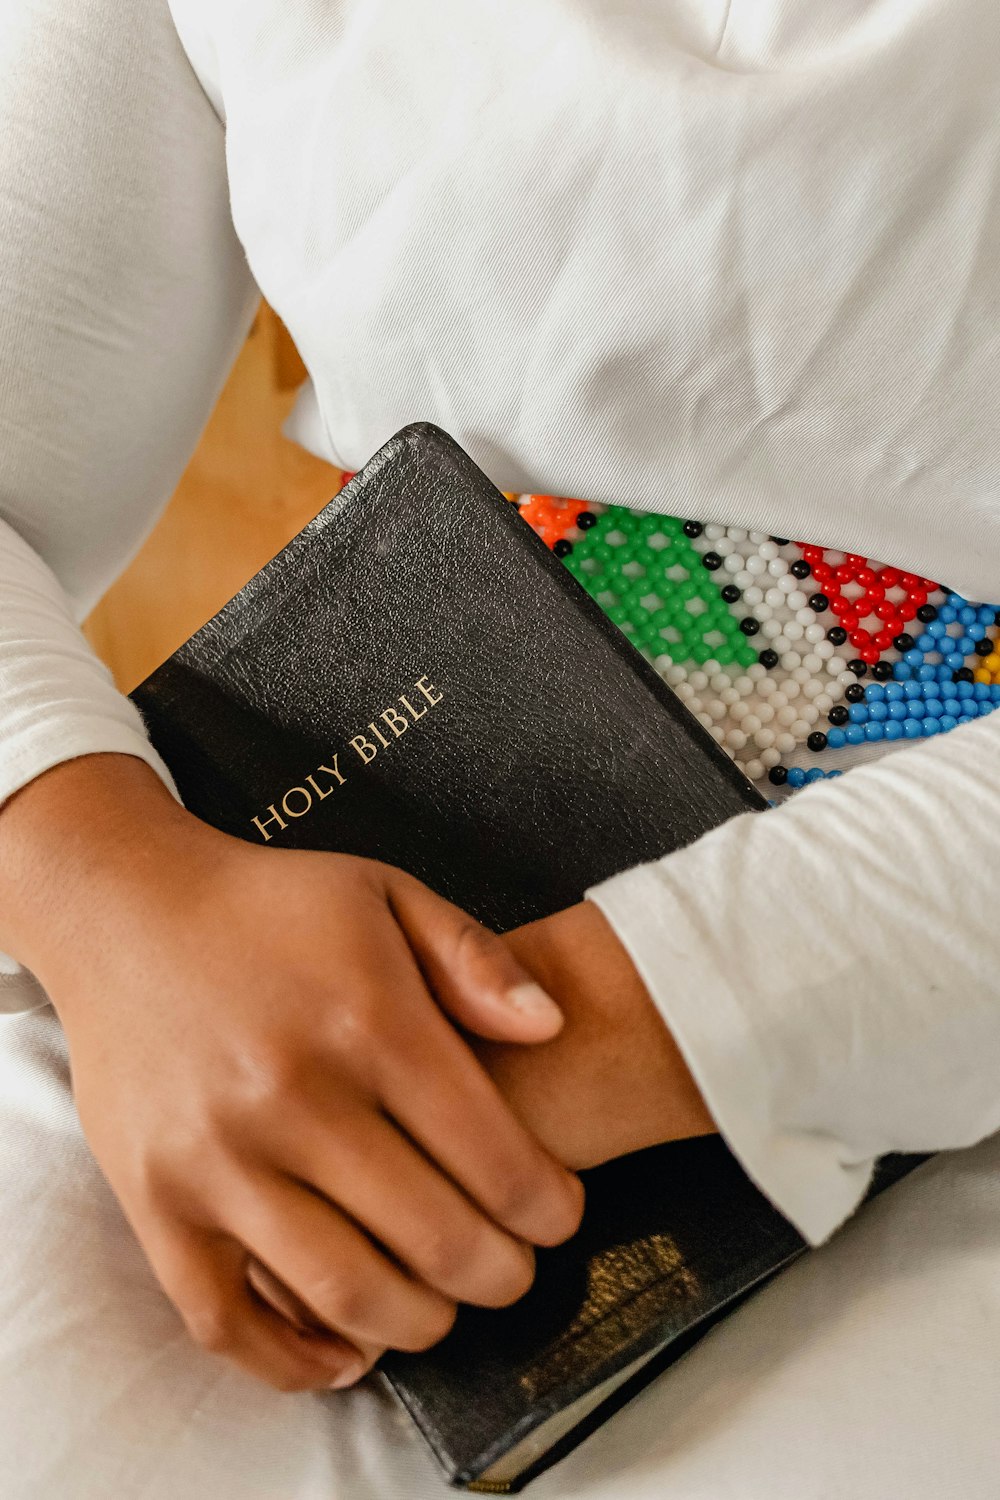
xmin=511 ymin=494 xmax=1000 ymax=794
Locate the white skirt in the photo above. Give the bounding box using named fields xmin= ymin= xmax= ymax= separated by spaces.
xmin=2 ymin=1004 xmax=998 ymax=1500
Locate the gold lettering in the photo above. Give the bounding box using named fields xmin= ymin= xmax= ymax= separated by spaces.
xmin=282 ymin=786 xmax=313 ymax=818
xmin=380 ymin=707 xmax=409 ymax=738
xmin=368 ymin=720 xmax=391 ymax=749
xmin=399 ymin=693 xmax=426 ymax=721
xmin=351 ymin=735 xmax=378 ymax=764
xmin=318 ymin=757 xmax=346 ymax=786
xmin=305 ymin=773 xmax=334 ymax=801
xmin=416 ymin=675 xmax=444 ymax=707
xmin=252 ymin=803 xmax=288 ymax=843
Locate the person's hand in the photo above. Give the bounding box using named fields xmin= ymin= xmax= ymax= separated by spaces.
xmin=477 ymin=902 xmax=717 ymax=1170
xmin=0 ymin=754 xmax=584 ymax=1393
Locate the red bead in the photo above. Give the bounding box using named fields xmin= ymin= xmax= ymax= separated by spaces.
xmin=899 ymin=600 xmax=917 ymax=620
xmin=859 ymin=644 xmax=880 ymax=663
xmin=840 ymin=613 xmax=859 ymax=632
xmin=880 ymin=568 xmax=901 ymax=588
xmin=811 ymin=561 xmax=833 ymax=583
xmin=875 ymin=600 xmax=897 ymax=621
xmin=834 ymin=564 xmax=855 ymax=585
xmin=900 ymin=573 xmax=919 ymax=591
xmin=849 ymin=628 xmax=870 ymax=648
xmin=874 ymin=628 xmax=896 ymax=650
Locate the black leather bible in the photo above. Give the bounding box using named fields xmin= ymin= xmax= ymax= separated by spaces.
xmin=130 ymin=423 xmax=920 ymax=1492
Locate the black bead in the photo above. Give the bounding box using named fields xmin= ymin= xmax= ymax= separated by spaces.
xmin=808 ymin=592 xmax=830 ymax=612
xmin=847 ymin=659 xmax=868 ymax=677
xmin=975 ymin=637 xmax=993 ymax=656
xmin=739 ymin=616 xmax=760 ymax=636
xmin=828 ymin=705 xmax=850 ymax=726
xmin=827 ymin=626 xmax=848 ymax=646
xmin=553 ymin=539 xmax=573 ymax=558
xmin=872 ymin=661 xmax=894 ymax=681
xmin=702 ymin=551 xmax=723 ymax=571
xmin=770 ymin=536 xmax=790 ymax=547
xmin=759 ymin=648 xmax=779 ymax=668
xmin=721 ymin=584 xmax=742 ymax=604
xmin=893 ymin=632 xmax=915 ymax=653
xmin=577 ymin=510 xmax=597 ymax=530
xmin=953 ymin=667 xmax=975 ymax=683
xmin=845 ymin=683 xmax=866 ymax=703
xmin=768 ymin=765 xmax=789 ymax=786
xmin=683 ymin=520 xmax=703 ymax=538
xmin=790 ymin=559 xmax=811 ymax=579
xmin=807 ymin=731 xmax=828 ymax=753
xmin=916 ymin=603 xmax=938 ymax=623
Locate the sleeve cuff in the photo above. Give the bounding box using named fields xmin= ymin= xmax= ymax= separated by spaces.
xmin=586 ymin=854 xmax=875 ymax=1247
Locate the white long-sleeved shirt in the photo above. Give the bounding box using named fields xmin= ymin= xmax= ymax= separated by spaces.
xmin=0 ymin=0 xmax=998 ymax=1249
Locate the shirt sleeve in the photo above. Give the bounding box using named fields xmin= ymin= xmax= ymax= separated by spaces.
xmin=0 ymin=0 xmax=258 ymax=1012
xmin=587 ymin=705 xmax=1000 ymax=1247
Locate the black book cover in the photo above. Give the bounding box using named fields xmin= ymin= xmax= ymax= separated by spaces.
xmin=130 ymin=423 xmax=921 ymax=1491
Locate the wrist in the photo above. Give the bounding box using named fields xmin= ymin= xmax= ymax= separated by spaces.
xmin=0 ymin=752 xmax=215 ymax=991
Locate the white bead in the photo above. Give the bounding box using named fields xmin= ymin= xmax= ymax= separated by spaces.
xmin=770 ymin=688 xmax=788 ymax=708
xmin=754 ymin=727 xmax=776 ymax=748
xmin=802 ymin=704 xmax=820 ymax=724
xmin=704 ymin=659 xmax=721 ymax=675
xmin=776 ymin=732 xmax=797 ymax=753
xmin=756 ymin=702 xmax=776 ymax=723
xmin=734 ymin=676 xmax=754 ymax=695
xmin=803 ymin=679 xmax=824 ymax=699
xmin=726 ymin=729 xmax=747 ymax=751
xmin=742 ymin=714 xmax=762 ymax=735
xmin=776 ymin=705 xmax=798 ymax=726
xmin=704 ymin=523 xmax=725 ymax=541
xmin=665 ymin=665 xmax=687 ymax=685
xmin=787 ymin=590 xmax=808 ymax=610
xmin=689 ymin=671 xmax=709 ymax=691
xmin=748 ymin=663 xmax=767 ymax=681
xmin=748 ymin=531 xmax=767 ymax=545
xmin=814 ymin=693 xmax=833 ymax=713
xmin=796 ymin=608 xmax=817 ymax=627
xmin=688 ymin=696 xmax=704 ymax=715
xmin=733 ymin=570 xmax=754 ymax=589
xmin=730 ymin=700 xmax=747 ymax=721
xmin=708 ymin=700 xmax=727 ymax=721
xmin=710 ymin=725 xmax=726 ymax=744
xmin=778 ymin=574 xmax=798 ymax=593
xmin=760 ymin=747 xmax=782 ymax=769
xmin=726 ymin=525 xmax=749 ymax=541
xmin=838 ymin=671 xmax=858 ymax=688
xmin=696 ymin=711 xmax=713 ymax=729
xmin=815 ymin=640 xmax=835 ymax=659
xmin=743 ymin=585 xmax=764 ymax=606
xmin=780 ymin=651 xmax=802 ymax=669
xmin=784 ymin=621 xmax=805 ymax=641
xmin=764 ymin=587 xmax=786 ymax=608
xmin=745 ymin=759 xmax=765 ymax=781
xmin=805 ymin=624 xmax=825 ymax=644
xmin=757 ymin=677 xmax=777 ymax=697
xmin=675 ymin=682 xmax=695 ymax=701
xmin=762 ymin=619 xmax=783 ymax=640
xmin=756 ymin=603 xmax=773 ymax=622
xmin=758 ymin=541 xmax=779 ymax=561
xmin=710 ymin=672 xmax=730 ymax=693
xmin=720 ymin=687 xmax=740 ymax=706
xmin=802 ymin=653 xmax=823 ymax=674
xmin=723 ymin=554 xmax=743 ymax=574
xmin=791 ymin=719 xmax=811 ymax=737
xmin=715 ymin=537 xmax=735 ymax=556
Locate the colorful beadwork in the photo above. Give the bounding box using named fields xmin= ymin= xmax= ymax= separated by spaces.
xmin=511 ymin=493 xmax=1000 ymax=790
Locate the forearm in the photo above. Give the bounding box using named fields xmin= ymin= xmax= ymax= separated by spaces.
xmin=485 ymin=901 xmax=715 ymax=1171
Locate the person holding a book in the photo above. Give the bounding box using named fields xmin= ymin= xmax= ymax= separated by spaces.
xmin=0 ymin=1 xmax=998 ymax=1496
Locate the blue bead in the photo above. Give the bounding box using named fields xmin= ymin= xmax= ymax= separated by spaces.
xmin=866 ymin=683 xmax=885 ymax=701
xmin=957 ymin=636 xmax=976 ymax=655
xmin=787 ymin=767 xmax=807 ymax=788
xmin=957 ymin=680 xmax=974 ymax=698
xmin=938 ymin=605 xmax=956 ymax=624
xmin=942 ymin=699 xmax=961 ymax=717
xmin=885 ymin=682 xmax=905 ymax=699
xmin=864 ymin=722 xmax=884 ymax=741
xmin=805 ymin=767 xmax=825 ymax=784
xmin=917 ymin=664 xmax=937 ymax=682
xmin=945 ymin=652 xmax=966 ymax=670
xmin=894 ymin=663 xmax=913 ymax=680
xmin=922 ymin=717 xmax=941 ymax=735
xmin=828 ymin=768 xmax=844 ymax=777
xmin=974 ymin=683 xmax=990 ymax=700
xmin=869 ymin=701 xmax=888 ymax=720
xmin=884 ymin=720 xmax=904 ymax=740
xmin=904 ymin=681 xmax=923 ymax=698
xmin=903 ymin=718 xmax=924 ymax=738
xmin=848 ymin=703 xmax=868 ymax=723
xmin=979 ymin=700 xmax=997 ymax=716
xmin=916 ymin=634 xmax=936 ymax=653
xmin=940 ymin=715 xmax=958 ymax=732
xmin=927 ymin=619 xmax=947 ymax=636
xmin=827 ymin=727 xmax=847 ymax=749
xmin=888 ymin=701 xmax=908 ymax=719
xmin=959 ymin=606 xmax=978 ymax=626
xmin=904 ymin=650 xmax=924 ymax=667
xmin=845 ymin=725 xmax=866 ymax=745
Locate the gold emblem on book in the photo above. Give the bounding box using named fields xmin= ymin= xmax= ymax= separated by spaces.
xmin=251 ymin=675 xmax=444 ymax=841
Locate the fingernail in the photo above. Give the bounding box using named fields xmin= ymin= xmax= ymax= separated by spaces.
xmin=327 ymin=1358 xmax=368 ymax=1390
xmin=505 ymin=982 xmax=562 ymax=1021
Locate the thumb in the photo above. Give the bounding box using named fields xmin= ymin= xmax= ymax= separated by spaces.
xmin=385 ymin=874 xmax=564 ymax=1045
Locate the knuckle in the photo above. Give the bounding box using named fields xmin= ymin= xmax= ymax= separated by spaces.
xmin=451 ymin=917 xmax=497 ymax=974
xmin=490 ymin=1168 xmax=544 ymax=1228
xmin=304 ymin=1273 xmax=369 ymax=1332
xmin=411 ymin=1224 xmax=475 ymax=1289
xmin=403 ymin=1300 xmax=458 ymax=1353
xmin=184 ymin=1297 xmax=238 ymax=1355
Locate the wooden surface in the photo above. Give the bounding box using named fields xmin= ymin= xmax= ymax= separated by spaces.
xmin=84 ymin=307 xmax=344 ymax=693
